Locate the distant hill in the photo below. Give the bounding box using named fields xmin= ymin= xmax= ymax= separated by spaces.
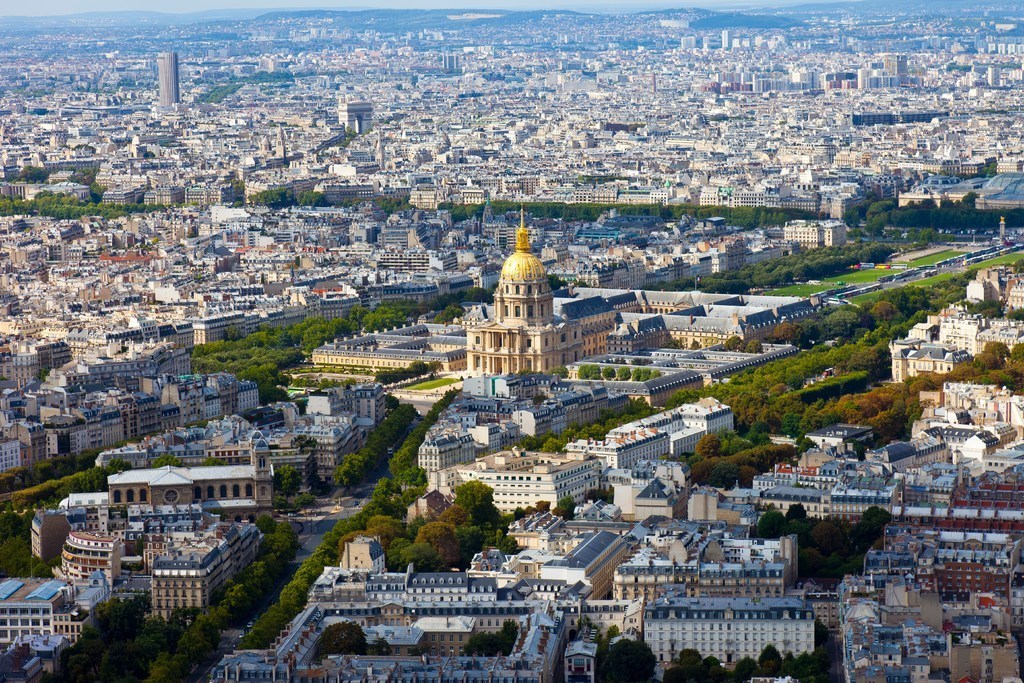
xmin=1 ymin=8 xmax=271 ymax=24
xmin=253 ymin=8 xmax=589 ymax=31
xmin=691 ymin=12 xmax=805 ymax=29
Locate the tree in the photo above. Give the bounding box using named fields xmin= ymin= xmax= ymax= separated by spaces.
xmin=454 ymin=481 xmax=500 ymax=528
xmin=318 ymin=622 xmax=367 ymax=657
xmin=15 ymin=166 xmax=49 ymax=183
xmin=368 ymin=637 xmax=392 ymax=655
xmin=434 ymin=302 xmax=465 ymax=325
xmin=707 ymin=461 xmax=739 ymax=488
xmin=274 ymin=465 xmax=301 ymax=497
xmin=415 ymin=522 xmax=461 ymax=568
xmin=851 ymin=506 xmax=891 ymax=551
xmin=296 ymin=190 xmax=328 ymax=207
xmin=250 ymin=187 xmax=295 ymax=209
xmin=151 ymin=454 xmax=182 ymax=468
xmin=744 ymin=340 xmax=763 ymax=354
xmin=811 ymin=520 xmax=847 ymax=556
xmin=603 ymin=639 xmax=656 ymax=683
xmin=733 ymin=657 xmax=758 ymax=682
xmin=815 ymin=618 xmax=830 ymax=648
xmin=757 ymin=509 xmax=786 ymax=539
xmin=694 ymin=433 xmax=722 ymax=460
xmin=781 ymin=412 xmax=803 ymax=437
xmin=602 ymin=367 xmax=617 ymax=380
xmin=757 ymin=644 xmax=782 ymax=676
xmin=616 ymin=367 xmax=632 ymax=380
xmin=785 ymin=503 xmax=807 ymax=521
xmin=362 ymin=305 xmax=408 ymax=333
xmin=555 ymin=495 xmax=577 ymax=520
xmin=400 ymin=542 xmax=443 ymax=572
xmin=723 ymin=336 xmax=744 ymax=351
xmin=464 ymin=620 xmax=518 ymax=656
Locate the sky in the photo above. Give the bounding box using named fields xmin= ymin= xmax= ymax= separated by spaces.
xmin=5 ymin=0 xmax=785 ymax=17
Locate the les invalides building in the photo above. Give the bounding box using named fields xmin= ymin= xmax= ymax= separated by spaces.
xmin=465 ymin=213 xmax=587 ymax=375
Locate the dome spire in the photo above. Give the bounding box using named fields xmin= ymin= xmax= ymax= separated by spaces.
xmin=515 ymin=205 xmax=531 ymax=253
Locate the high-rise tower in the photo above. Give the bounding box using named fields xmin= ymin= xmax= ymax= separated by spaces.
xmin=157 ymin=51 xmax=180 ymax=107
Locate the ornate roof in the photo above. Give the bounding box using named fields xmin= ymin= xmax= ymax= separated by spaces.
xmin=499 ymin=210 xmax=546 ymax=283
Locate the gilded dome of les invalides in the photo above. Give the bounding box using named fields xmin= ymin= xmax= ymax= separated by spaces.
xmin=499 ymin=213 xmax=547 ymax=283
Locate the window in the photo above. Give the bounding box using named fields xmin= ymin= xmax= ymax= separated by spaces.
xmin=126 ymin=489 xmax=134 ymax=503
xmin=113 ymin=490 xmax=122 ymax=504
xmin=220 ymin=484 xmax=228 ymax=498
xmin=207 ymin=486 xmax=215 ymax=499
xmin=232 ymin=484 xmax=240 ymax=498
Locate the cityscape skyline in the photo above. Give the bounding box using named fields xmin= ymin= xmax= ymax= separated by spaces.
xmin=4 ymin=0 xmax=832 ymax=18
xmin=3 ymin=1 xmax=1024 ymax=681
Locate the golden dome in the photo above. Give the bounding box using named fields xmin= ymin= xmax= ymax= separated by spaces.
xmin=499 ymin=210 xmax=547 ymax=282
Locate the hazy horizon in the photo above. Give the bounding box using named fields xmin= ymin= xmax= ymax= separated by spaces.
xmin=4 ymin=0 xmax=813 ymax=18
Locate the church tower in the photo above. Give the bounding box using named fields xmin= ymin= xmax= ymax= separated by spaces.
xmin=464 ymin=208 xmax=585 ymax=375
xmin=492 ymin=210 xmax=554 ymax=326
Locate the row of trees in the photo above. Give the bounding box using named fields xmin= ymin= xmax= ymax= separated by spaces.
xmin=653 ymin=243 xmax=895 ymax=295
xmin=386 ymin=389 xmax=459 ymax=487
xmin=577 ymin=364 xmax=662 ymax=381
xmin=663 ymin=644 xmax=830 ymax=683
xmin=333 ymin=403 xmax=418 ymax=487
xmin=441 ymin=201 xmax=817 ymax=228
xmin=0 ymin=445 xmax=117 ymax=495
xmin=59 ymin=516 xmax=299 ymax=682
xmin=246 ymin=188 xmax=334 ymax=209
xmin=11 ymin=459 xmax=131 ymax=511
xmin=0 ymin=191 xmax=169 ymax=221
xmin=374 ymin=360 xmax=437 ymax=385
xmin=847 ymin=195 xmax=1024 ymax=235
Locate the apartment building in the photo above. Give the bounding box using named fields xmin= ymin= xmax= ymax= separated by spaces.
xmin=782 ymin=220 xmax=847 ymax=249
xmin=429 ymin=450 xmax=602 ymax=513
xmin=151 ymin=523 xmax=262 ymax=619
xmin=0 ymin=580 xmax=91 ymax=646
xmin=644 ymin=596 xmax=815 ymax=664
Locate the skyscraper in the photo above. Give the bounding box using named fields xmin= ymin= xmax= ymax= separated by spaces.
xmin=157 ymin=51 xmax=180 ymax=107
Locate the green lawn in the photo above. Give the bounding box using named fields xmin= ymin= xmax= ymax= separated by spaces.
xmin=849 ymin=251 xmax=1024 ymax=304
xmin=404 ymin=377 xmax=459 ymax=391
xmin=906 ymin=250 xmax=964 ymax=267
xmin=767 ymin=283 xmax=830 ymax=296
xmin=768 ymin=266 xmax=890 ymax=296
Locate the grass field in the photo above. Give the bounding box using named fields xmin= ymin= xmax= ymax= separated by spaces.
xmin=766 ymin=283 xmax=830 ymax=296
xmin=404 ymin=377 xmax=459 ymax=391
xmin=768 ymin=266 xmax=890 ymax=296
xmin=848 ymin=251 xmax=1024 ymax=305
xmin=906 ymin=250 xmax=964 ymax=267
